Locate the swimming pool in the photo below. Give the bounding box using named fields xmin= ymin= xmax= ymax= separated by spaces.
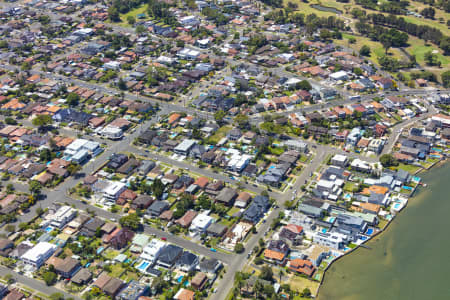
xmin=137 ymin=261 xmax=150 ymax=271
xmin=177 ymin=275 xmax=184 ymax=283
xmin=44 ymin=226 xmax=53 ymax=233
xmin=96 ymin=247 xmax=104 ymax=255
xmin=322 ymin=228 xmax=327 ymax=233
xmin=393 ymin=203 xmax=402 ymax=210
xmin=365 ymin=228 xmax=374 ymax=235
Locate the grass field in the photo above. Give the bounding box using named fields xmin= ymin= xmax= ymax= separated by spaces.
xmin=289 ymin=274 xmax=320 ymax=294
xmin=405 ymin=36 xmax=450 ymax=68
xmin=114 ymin=4 xmax=149 ymax=27
xmin=336 ymin=34 xmax=406 ymax=66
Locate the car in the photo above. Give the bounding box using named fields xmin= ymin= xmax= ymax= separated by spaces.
xmin=111 ymin=218 xmax=116 ymax=222
xmin=184 ymin=167 xmax=189 ymax=170
xmin=210 ymin=248 xmax=217 ymax=252
xmin=247 ymin=253 xmax=251 ymax=258
xmin=161 ymin=237 xmax=167 ymax=241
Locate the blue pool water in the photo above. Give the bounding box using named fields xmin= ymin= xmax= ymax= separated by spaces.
xmin=402 ymin=186 xmax=413 ymax=191
xmin=366 ymin=228 xmax=374 ymax=235
xmin=177 ymin=276 xmax=184 ymax=283
xmin=432 ymin=148 xmax=442 ymax=152
xmin=209 ymin=145 xmax=214 ymax=149
xmin=85 ymin=263 xmax=90 ymax=267
xmin=413 ymin=176 xmax=421 ymax=182
xmin=96 ymin=247 xmax=104 ymax=254
xmin=329 ymin=217 xmax=336 ymax=223
xmin=137 ymin=261 xmax=149 ymax=271
xmin=45 ymin=226 xmax=53 ymax=233
xmin=322 ymin=228 xmax=327 ymax=233
xmin=220 ymin=147 xmax=227 ymax=151
xmin=393 ymin=203 xmax=401 ymax=209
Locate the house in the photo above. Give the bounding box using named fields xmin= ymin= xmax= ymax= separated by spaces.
xmin=0 ymin=239 xmax=14 ymax=255
xmin=117 ymin=280 xmax=149 ymax=300
xmin=21 ymin=242 xmax=57 ymax=268
xmin=176 ymin=251 xmax=199 ymax=272
xmin=289 ymin=259 xmax=315 ymax=277
xmin=53 ymin=257 xmax=81 ymax=278
xmin=174 ymin=139 xmax=197 ymax=156
xmin=80 ymin=217 xmax=105 ymax=237
xmin=242 ymin=195 xmax=270 ymax=224
xmin=279 ymin=224 xmax=303 ymax=245
xmin=104 ymin=228 xmax=135 ymax=249
xmin=140 ymin=239 xmax=167 ymax=263
xmin=176 ymin=210 xmax=198 ymax=228
xmin=147 ymin=201 xmax=169 ymax=217
xmin=368 ymin=139 xmax=384 ymax=154
xmin=71 ymin=268 xmax=92 ymax=285
xmin=131 ymin=195 xmax=154 ymax=210
xmin=4 ymin=289 xmax=24 ymax=300
xmin=206 ymin=223 xmax=228 ymax=237
xmin=157 ymin=244 xmax=183 ymax=268
xmin=313 ymin=231 xmax=346 ymax=249
xmin=174 ymin=288 xmax=195 ymax=300
xmin=283 ymin=140 xmax=308 ymax=153
xmin=199 ymin=257 xmax=222 ymax=274
xmin=215 ymin=187 xmax=237 ymax=206
xmin=191 ymin=272 xmax=208 ymax=290
xmin=235 ymin=192 xmax=251 ymax=208
xmin=93 ymin=273 xmax=124 ymax=297
xmin=264 ymin=240 xmax=290 ymax=265
xmin=331 ymin=154 xmax=348 ymax=167
xmin=190 ymin=213 xmax=214 ymax=234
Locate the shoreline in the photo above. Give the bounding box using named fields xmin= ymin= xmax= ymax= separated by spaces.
xmin=315 ymin=156 xmax=448 ymax=299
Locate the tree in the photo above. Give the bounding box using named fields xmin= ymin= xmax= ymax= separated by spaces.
xmin=297 ymin=80 xmax=312 ymax=91
xmin=127 ymin=16 xmax=136 ymax=25
xmin=66 ymin=92 xmax=80 ymax=106
xmin=214 ymin=110 xmax=227 ymax=124
xmin=150 ymin=178 xmax=164 ymax=199
xmin=119 ymin=213 xmax=140 ymax=231
xmin=32 ymin=114 xmax=52 ymax=129
xmin=118 ymin=78 xmax=127 ymax=90
xmin=442 ymin=70 xmax=450 ymax=88
xmin=301 ymin=287 xmax=312 ymax=298
xmin=359 ymin=45 xmax=371 ymax=56
xmin=234 ymin=114 xmax=249 ymax=129
xmin=43 ymin=271 xmax=57 ymax=286
xmin=136 ymin=25 xmax=146 ymax=35
xmin=4 ymin=117 xmax=17 ymax=125
xmin=380 ymin=33 xmax=392 ymax=54
xmin=259 ymin=266 xmax=273 ymax=281
xmin=234 ymin=243 xmax=244 ymax=253
xmin=379 ymin=154 xmax=398 ymax=167
xmin=29 ymin=180 xmax=42 ymax=195
xmin=108 ymin=6 xmax=120 ymax=22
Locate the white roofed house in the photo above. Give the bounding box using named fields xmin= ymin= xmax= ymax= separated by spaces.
xmin=44 ymin=206 xmax=77 ymax=229
xmin=140 ymin=239 xmax=167 ymax=264
xmin=189 ymin=213 xmax=214 ymax=236
xmin=21 ymin=242 xmax=57 ymax=268
xmin=103 ymin=181 xmax=126 ymax=204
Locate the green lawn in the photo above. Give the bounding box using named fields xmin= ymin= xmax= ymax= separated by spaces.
xmin=396 ymin=163 xmax=422 ymax=174
xmin=343 ymin=182 xmax=358 ymax=192
xmin=406 ymin=37 xmax=450 ymax=69
xmin=115 ymin=4 xmax=149 ymax=27
xmin=337 ymin=34 xmax=405 ymax=66
xmin=207 ymin=126 xmax=232 ymax=145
